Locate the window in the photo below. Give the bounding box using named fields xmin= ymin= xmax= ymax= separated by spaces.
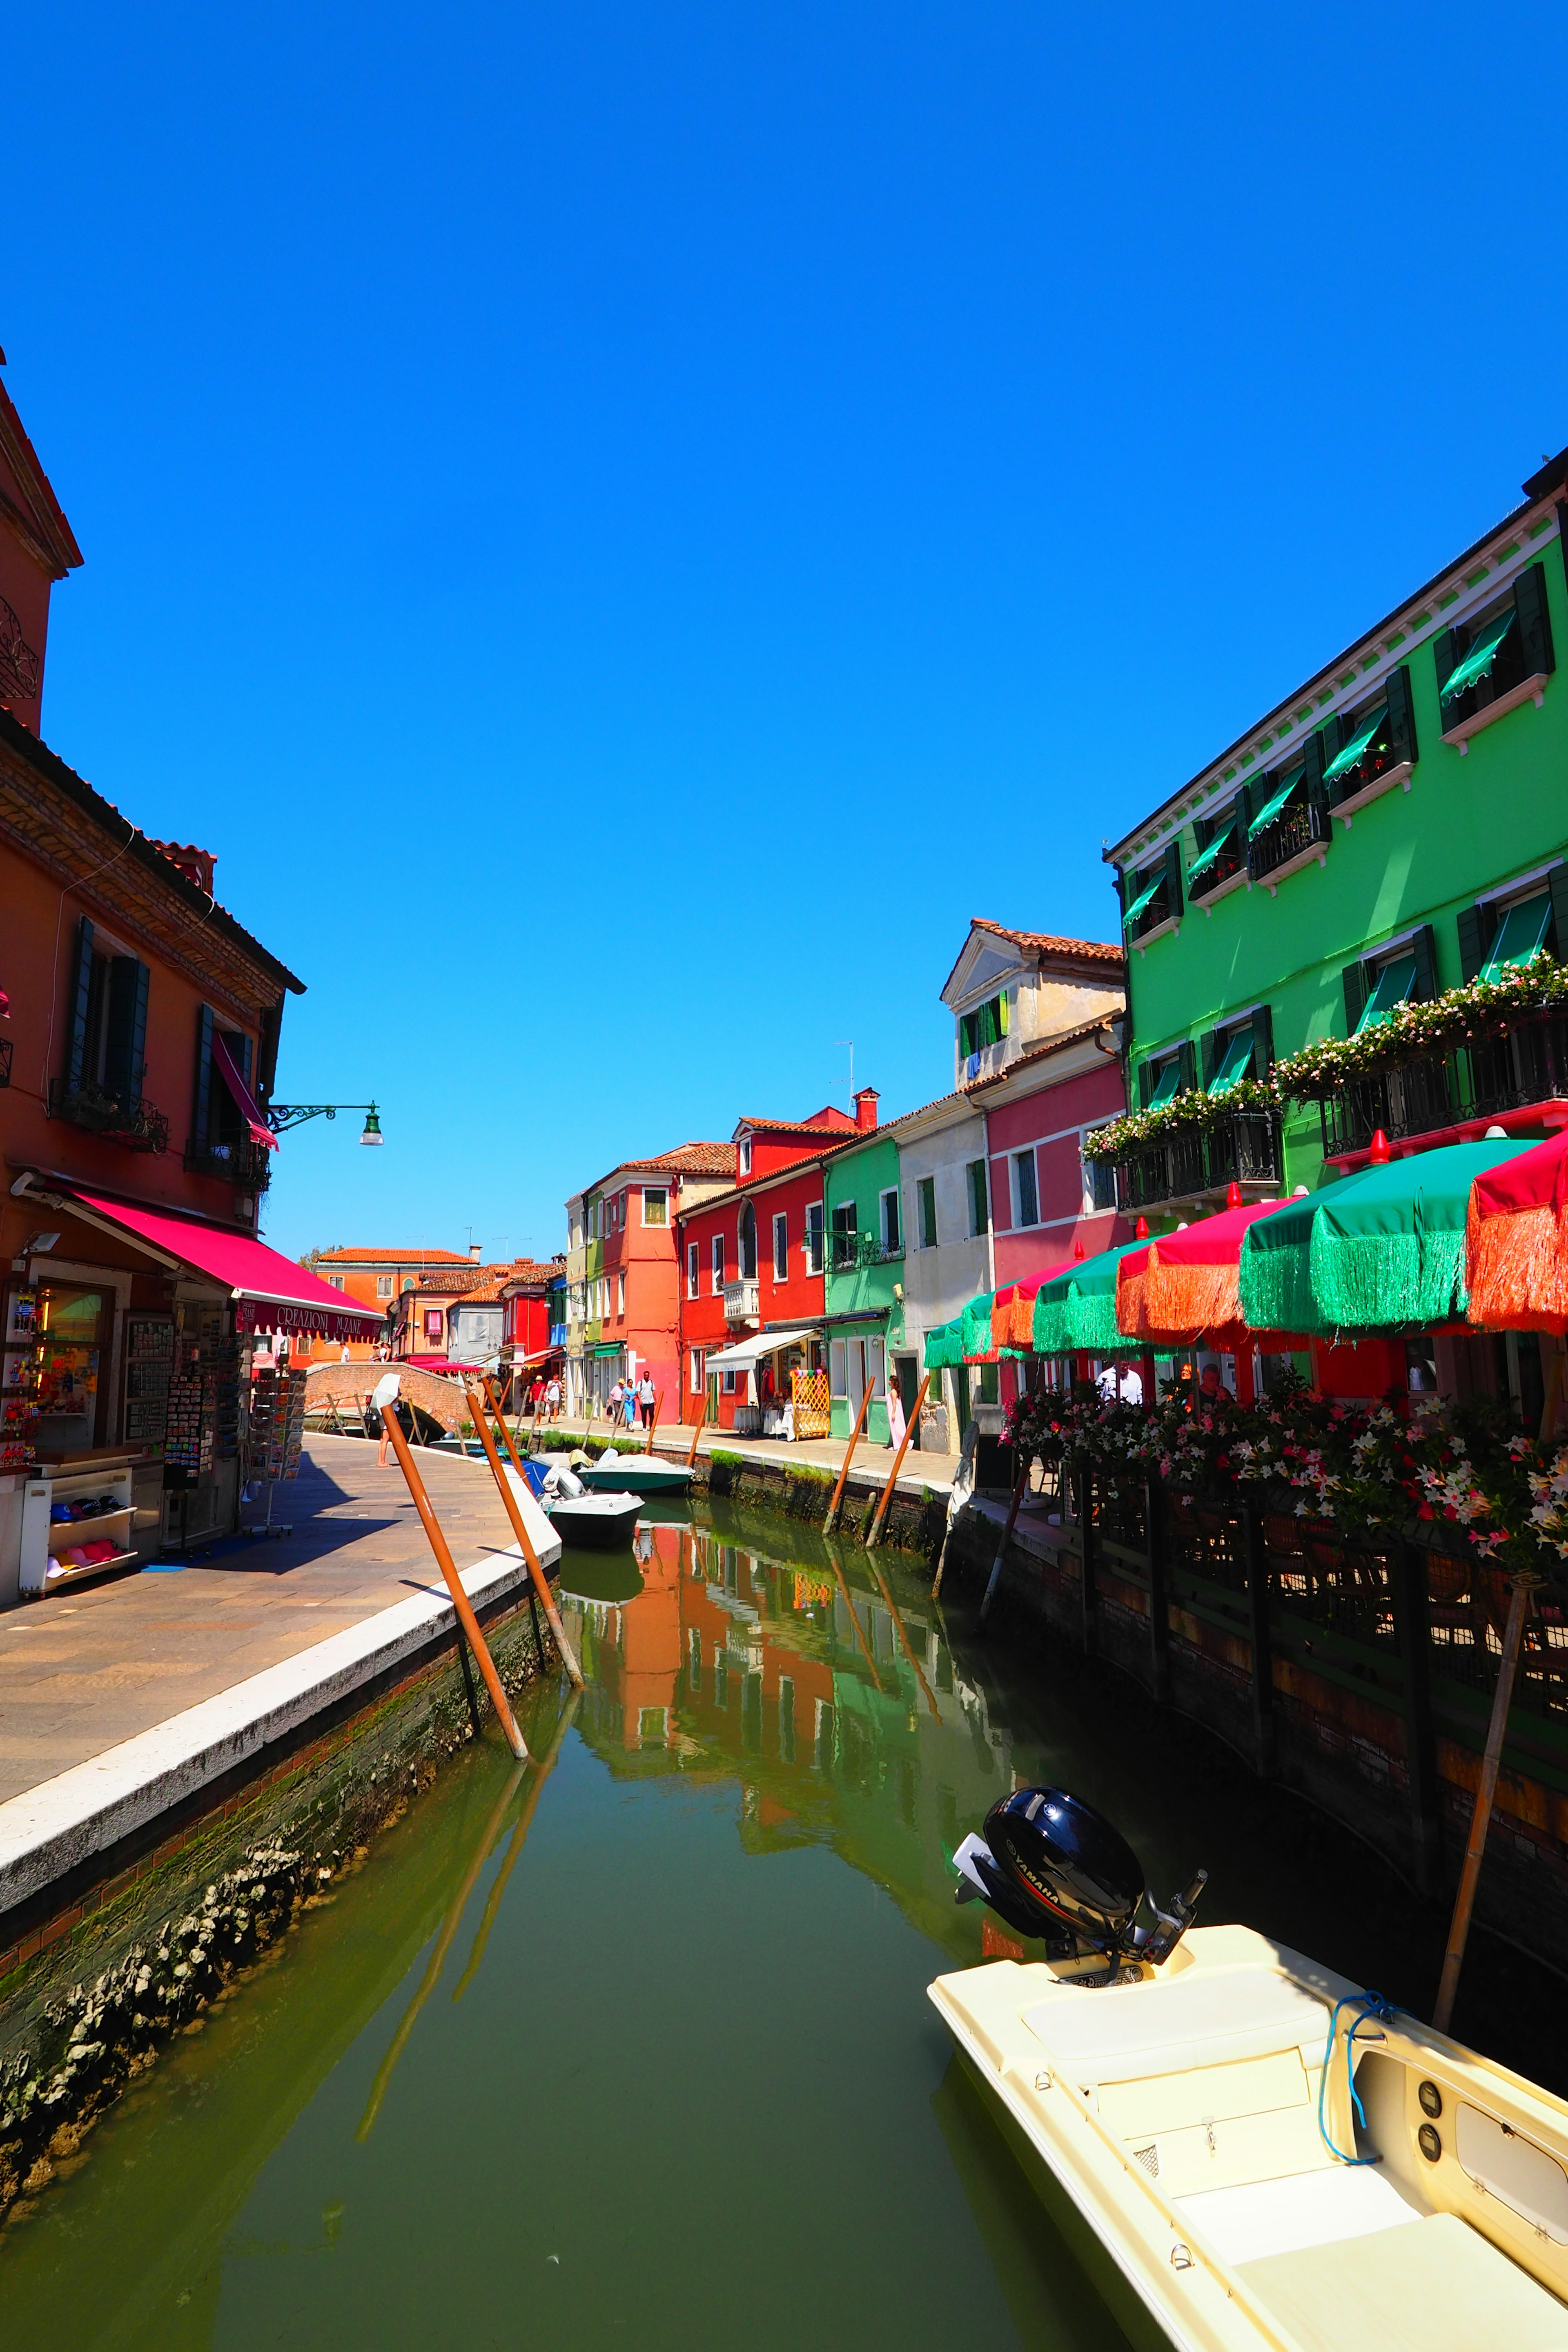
xmin=739 ymin=1200 xmax=757 ymax=1281
xmin=617 ymin=1272 xmax=626 ymax=1316
xmin=804 ymin=1201 xmax=824 ymax=1276
xmin=712 ymin=1234 xmax=726 ymax=1292
xmin=917 ymin=1176 xmax=937 ymax=1249
xmin=959 ymin=992 xmax=1009 ymax=1059
xmin=687 ymin=1241 xmax=699 ymax=1300
xmin=1437 ymin=565 xmax=1555 ymax=743
xmin=1120 ymin=844 xmax=1181 ymax=942
xmin=880 ymin=1187 xmax=901 ymax=1253
xmin=643 ymin=1187 xmax=668 ymax=1227
xmin=326 ymin=1274 xmax=345 ymax=1292
xmin=738 ymin=1137 xmax=753 ymax=1175
xmin=1202 ymin=1007 xmax=1272 ymax=1095
xmin=61 ymin=916 xmax=152 ymax=1118
xmin=1321 ymin=668 xmax=1417 ymax=806
xmin=829 ymin=1336 xmax=847 ymax=1397
xmin=966 ymin=1158 xmax=989 ymax=1238
xmin=1147 ymin=1057 xmax=1183 ymax=1108
xmin=721 ymin=1366 xmax=738 ymax=1394
xmin=773 ymin=1212 xmax=788 ymax=1281
xmin=401 ymin=1275 xmax=414 ymax=1293
xmin=1012 ymin=1150 xmax=1039 ymax=1228
xmin=1354 ymin=951 xmax=1419 ymax=1034
xmin=1207 ymin=1030 xmax=1255 ymax=1096
xmin=1187 ymin=808 xmax=1244 ymax=898
xmin=376 ymin=1275 xmax=394 ymax=1299
xmin=831 ymin=1200 xmax=857 ymax=1268
xmin=425 ymin=1310 xmax=443 ymax=1339
xmin=1481 ymin=891 xmax=1553 ymax=980
xmin=690 ymin=1349 xmax=705 ymax=1392
xmin=977 ymin=1361 xmax=999 ymax=1405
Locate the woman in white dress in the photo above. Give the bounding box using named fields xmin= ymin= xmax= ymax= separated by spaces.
xmin=885 ymin=1371 xmax=906 ymax=1451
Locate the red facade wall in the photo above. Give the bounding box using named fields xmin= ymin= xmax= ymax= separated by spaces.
xmin=676 ymin=1162 xmax=831 ymax=1426
xmin=987 ymin=1060 xmax=1128 ymax=1288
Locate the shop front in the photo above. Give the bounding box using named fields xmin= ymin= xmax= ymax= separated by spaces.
xmin=0 ymin=1187 xmax=381 ymax=1604
xmin=704 ymin=1328 xmax=821 ymax=1438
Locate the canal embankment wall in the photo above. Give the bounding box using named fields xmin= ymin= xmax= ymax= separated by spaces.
xmin=0 ymin=1486 xmax=562 ymax=2220
xmin=940 ymin=1490 xmax=1568 ymax=1980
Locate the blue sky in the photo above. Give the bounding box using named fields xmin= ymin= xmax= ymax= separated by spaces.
xmin=11 ymin=0 xmax=1568 ymax=1261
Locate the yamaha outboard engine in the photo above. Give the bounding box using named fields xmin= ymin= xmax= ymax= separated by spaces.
xmin=954 ymin=1787 xmax=1207 ymax=1978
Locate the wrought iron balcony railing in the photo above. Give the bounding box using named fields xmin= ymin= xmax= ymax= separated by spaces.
xmin=183 ymin=1135 xmax=276 ymax=1191
xmin=1246 ymin=795 xmax=1331 ymax=887
xmin=49 ymin=1080 xmax=169 ymax=1154
xmin=1092 ymin=1111 xmax=1283 ymax=1215
xmin=829 ymin=1230 xmax=905 ymax=1273
xmin=1187 ymin=835 xmax=1246 ymax=904
xmin=1319 ymin=1015 xmax=1568 ymax=1157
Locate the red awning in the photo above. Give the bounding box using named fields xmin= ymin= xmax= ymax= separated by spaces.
xmin=68 ymin=1192 xmax=383 ymax=1341
xmin=212 ymin=1037 xmax=278 ymax=1151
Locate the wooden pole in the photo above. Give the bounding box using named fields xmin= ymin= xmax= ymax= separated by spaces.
xmin=979 ymin=1460 xmax=1030 ymax=1626
xmin=452 ymin=1686 xmax=580 ymax=2002
xmin=931 ymin=1420 xmax=978 ymax=1600
xmin=866 ymin=1372 xmax=930 ymax=1547
xmin=464 ymin=1380 xmax=585 ymax=1688
xmin=379 ymin=1398 xmax=528 ymax=1757
xmin=830 ymin=1557 xmax=884 ymax=1691
xmin=646 ymin=1385 xmax=662 ymax=1454
xmin=1433 ymin=1572 xmax=1539 ymax=2034
xmin=686 ymin=1381 xmax=705 ymax=1468
xmin=824 ymin=1377 xmax=874 ymax=1534
xmin=1541 ymin=1340 xmax=1566 ymax=1442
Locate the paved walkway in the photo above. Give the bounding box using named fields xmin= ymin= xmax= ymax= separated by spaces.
xmin=515 ymin=1414 xmax=965 ymax=1497
xmin=0 ymin=1438 xmax=522 ymax=1806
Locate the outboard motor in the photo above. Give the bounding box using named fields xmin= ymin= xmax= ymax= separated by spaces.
xmin=953 ymin=1787 xmax=1207 ymax=1978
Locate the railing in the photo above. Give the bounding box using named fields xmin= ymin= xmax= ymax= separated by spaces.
xmin=1246 ymin=794 xmax=1330 ymax=885
xmin=1126 ymin=884 xmax=1174 ymax=945
xmin=183 ymin=1135 xmax=275 ymax=1191
xmin=49 ymin=1080 xmax=169 ymax=1154
xmin=829 ymin=1230 xmax=905 ymax=1273
xmin=1187 ymin=834 xmax=1245 ymax=903
xmin=723 ymin=1278 xmax=760 ymax=1323
xmin=1095 ymin=1111 xmax=1282 ymax=1213
xmin=1319 ymin=1015 xmax=1568 ymax=1157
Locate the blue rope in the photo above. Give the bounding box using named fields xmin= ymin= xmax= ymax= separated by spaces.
xmin=1317 ymin=1991 xmax=1394 ymax=2164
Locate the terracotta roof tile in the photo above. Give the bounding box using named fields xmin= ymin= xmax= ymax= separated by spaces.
xmin=594 ymin=1140 xmax=735 ymax=1183
xmin=967 ymin=917 xmax=1123 ymax=964
xmin=315 ymin=1246 xmax=472 ymax=1265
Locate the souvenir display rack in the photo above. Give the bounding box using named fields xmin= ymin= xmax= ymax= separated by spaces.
xmin=243 ymin=1361 xmax=310 ymax=1536
xmin=121 ymin=1315 xmax=174 ymax=1457
xmin=1 ymin=1284 xmax=41 ymax=1471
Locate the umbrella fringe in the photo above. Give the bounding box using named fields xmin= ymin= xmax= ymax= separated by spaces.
xmin=959 ymin=1298 xmax=993 ymax=1359
xmin=1466 ymin=1196 xmax=1568 ymax=1334
xmin=1140 ymin=1259 xmax=1245 ymax=1340
xmin=995 ymin=1290 xmax=1038 ymax=1348
xmin=1240 ymin=1236 xmax=1319 ymax=1336
xmin=1308 ymin=1223 xmax=1466 ymax=1330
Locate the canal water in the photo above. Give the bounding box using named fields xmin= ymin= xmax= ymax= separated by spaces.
xmin=2 ymin=1498 xmax=1561 ymax=2347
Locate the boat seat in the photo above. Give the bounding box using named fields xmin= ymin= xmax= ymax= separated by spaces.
xmin=1022 ymin=1967 xmax=1329 ymax=2082
xmin=1179 ymin=2159 xmax=1430 ymax=2266
xmin=1238 ymin=2212 xmax=1568 ymax=2352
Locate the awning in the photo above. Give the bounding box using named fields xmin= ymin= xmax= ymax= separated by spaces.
xmin=1442 ymin=607 xmax=1517 ymax=705
xmin=1322 ymin=704 xmax=1387 ymax=788
xmin=1187 ymin=820 xmax=1236 ymax=883
xmin=1238 ymin=1139 xmax=1536 ymax=1335
xmin=1033 ymin=1239 xmax=1151 ymax=1355
xmin=65 ymin=1191 xmax=383 ymax=1341
xmin=1117 ymin=1198 xmax=1298 ymax=1348
xmin=1121 ymin=874 xmax=1162 ymax=928
xmin=924 ymin=1319 xmax=963 ymax=1372
xmin=1207 ymin=1030 xmax=1255 ymax=1097
xmin=1354 ymin=952 xmax=1418 ymax=1033
xmin=1466 ymin=1128 xmax=1568 ymax=1336
xmin=212 ymin=1037 xmax=277 ymax=1151
xmin=1148 ymin=1060 xmax=1182 ymax=1109
xmin=1246 ymin=765 xmax=1304 ymax=840
xmin=512 ymin=1346 xmax=565 ymax=1369
xmin=705 ymin=1327 xmax=817 ymax=1372
xmin=1481 ymin=892 xmax=1552 ymax=980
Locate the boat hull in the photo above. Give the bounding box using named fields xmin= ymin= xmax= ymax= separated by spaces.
xmin=546 ymin=1492 xmax=642 ymax=1549
xmin=577 ymin=1460 xmax=692 ymax=1498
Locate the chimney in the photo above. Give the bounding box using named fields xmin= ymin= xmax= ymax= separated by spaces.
xmin=469 ymin=1242 xmax=482 ymax=1261
xmin=853 ymin=1086 xmax=880 ymax=1131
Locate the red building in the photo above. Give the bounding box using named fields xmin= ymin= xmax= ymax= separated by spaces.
xmin=676 ymin=1107 xmax=861 ymax=1431
xmin=585 ymin=1143 xmax=736 ymax=1419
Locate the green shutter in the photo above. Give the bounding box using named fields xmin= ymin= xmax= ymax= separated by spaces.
xmin=103 ymin=958 xmax=150 ymax=1100
xmin=1354 ymin=955 xmax=1419 ymax=1033
xmin=1515 ymin=560 xmax=1556 ymax=679
xmin=63 ymin=917 xmax=95 ymax=1096
xmin=1199 ymin=1029 xmax=1217 ymax=1091
xmin=256 ymin=1001 xmax=282 ymax=1107
xmin=1148 ymin=1060 xmax=1181 ymax=1109
xmin=1433 ymin=627 xmax=1460 ymax=707
xmin=1163 ymin=839 xmax=1183 ymax=920
xmin=1456 ymin=904 xmax=1490 ymax=985
xmin=1481 ymin=894 xmax=1553 ymax=979
xmin=1342 ymin=960 xmax=1368 ymax=1036
xmin=1385 ymin=664 xmax=1418 ymax=768
xmin=1549 ymin=864 xmax=1568 ymax=961
xmin=1250 ymin=1002 xmax=1274 ymax=1075
xmin=1177 ymin=1038 xmax=1197 ymax=1094
xmin=1441 ymin=608 xmax=1517 ymax=706
xmin=1410 ymin=923 xmax=1437 ymax=1002
xmin=997 ymin=991 xmax=1009 ymax=1037
xmin=193 ymin=1006 xmax=214 ymax=1149
xmin=1137 ymin=1058 xmax=1152 ymax=1109
xmin=1207 ymin=1029 xmax=1256 ymax=1096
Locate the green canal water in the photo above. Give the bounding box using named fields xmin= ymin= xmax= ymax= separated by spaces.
xmin=2 ymin=1501 xmax=1561 ymax=2348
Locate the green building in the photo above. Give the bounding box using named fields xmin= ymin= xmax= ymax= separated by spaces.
xmin=1092 ymin=443 xmax=1568 ymax=1265
xmin=822 ymin=1094 xmax=906 ymax=1441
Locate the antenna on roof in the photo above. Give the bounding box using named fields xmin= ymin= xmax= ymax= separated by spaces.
xmin=835 ymin=1040 xmax=854 ymax=1102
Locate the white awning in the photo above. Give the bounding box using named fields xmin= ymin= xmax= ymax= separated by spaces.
xmin=704 ymin=1328 xmax=818 ymax=1373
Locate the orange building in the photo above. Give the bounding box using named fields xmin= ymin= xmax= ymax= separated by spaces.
xmin=0 ymin=351 xmax=82 ymax=739
xmin=296 ymin=1245 xmax=479 ymax=1361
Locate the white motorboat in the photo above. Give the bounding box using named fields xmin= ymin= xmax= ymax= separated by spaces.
xmin=930 ymin=1788 xmax=1568 ymax=2352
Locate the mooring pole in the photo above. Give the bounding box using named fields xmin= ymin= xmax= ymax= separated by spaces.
xmin=465 ymin=1380 xmax=585 ymax=1688
xmin=867 ymin=1372 xmax=930 ymax=1547
xmin=452 ymin=1685 xmax=581 ymax=2002
xmin=1433 ymin=1572 xmax=1539 ymax=2034
xmin=1078 ymin=1461 xmax=1098 ymax=1656
xmin=824 ymin=1379 xmax=874 ymax=1535
xmin=829 ymin=1556 xmax=885 ymax=1692
xmin=379 ymin=1399 xmax=528 ymax=1759
xmin=979 ymin=1461 xmax=1029 ymax=1628
xmin=865 ymin=1553 xmax=941 ymax=1718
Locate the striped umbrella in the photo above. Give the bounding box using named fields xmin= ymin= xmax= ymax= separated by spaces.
xmin=1032 ymin=1238 xmax=1152 ymax=1355
xmin=1466 ymin=1128 xmax=1568 ymax=1336
xmin=1239 ymin=1138 xmax=1535 ymax=1336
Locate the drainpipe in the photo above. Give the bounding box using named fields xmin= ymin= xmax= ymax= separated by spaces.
xmin=981 ymin=1102 xmax=996 ymax=1291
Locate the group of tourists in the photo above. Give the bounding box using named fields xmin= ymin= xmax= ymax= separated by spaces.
xmin=607 ymin=1372 xmax=658 ymax=1430
xmin=526 ymin=1373 xmax=563 ymax=1422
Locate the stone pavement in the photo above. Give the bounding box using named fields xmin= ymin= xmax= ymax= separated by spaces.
xmin=0 ymin=1436 xmax=523 ymax=1806
xmin=516 ymin=1413 xmax=965 ymax=1497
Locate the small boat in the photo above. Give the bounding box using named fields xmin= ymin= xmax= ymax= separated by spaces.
xmin=931 ymin=1788 xmax=1568 ymax=2352
xmin=577 ymin=1449 xmax=693 ymax=1499
xmin=544 ymin=1490 xmax=643 ymax=1549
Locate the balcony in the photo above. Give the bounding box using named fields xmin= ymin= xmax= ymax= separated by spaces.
xmin=1247 ymin=794 xmax=1331 ymax=891
xmin=829 ymin=1229 xmax=905 ymax=1273
xmin=50 ymin=1080 xmax=169 ymax=1154
xmin=1320 ymin=1016 xmax=1568 ymax=1162
xmin=723 ymin=1278 xmax=760 ymax=1324
xmin=184 ymin=1135 xmax=275 ymax=1192
xmin=1096 ymin=1111 xmax=1283 ymax=1216
xmin=1187 ymin=831 xmax=1247 ymax=909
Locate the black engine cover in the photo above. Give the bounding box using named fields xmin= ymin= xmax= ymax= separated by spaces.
xmin=982 ymin=1787 xmax=1146 ymax=1949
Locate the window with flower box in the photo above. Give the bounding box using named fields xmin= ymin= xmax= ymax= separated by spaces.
xmin=1437 ymin=564 xmax=1555 ymax=751
xmin=1245 ymin=748 xmax=1330 ymax=889
xmin=1321 ymin=667 xmax=1418 ymax=822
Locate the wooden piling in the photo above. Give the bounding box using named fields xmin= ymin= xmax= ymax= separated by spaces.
xmin=379 ymin=1397 xmax=529 ymax=1759
xmin=824 ymin=1379 xmax=874 ymax=1534
xmin=1434 ymin=1572 xmax=1540 ymax=2034
xmin=866 ymin=1372 xmax=930 ymax=1547
xmin=865 ymin=1554 xmax=941 ymax=1718
xmin=464 ymin=1380 xmax=585 ymax=1688
xmin=452 ymin=1686 xmax=581 ymax=2001
xmin=979 ymin=1463 xmax=1029 ymax=1628
xmin=1078 ymin=1462 xmax=1098 ymax=1656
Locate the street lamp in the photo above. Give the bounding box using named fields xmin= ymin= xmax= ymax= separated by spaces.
xmin=266 ymin=1098 xmax=385 ymax=1145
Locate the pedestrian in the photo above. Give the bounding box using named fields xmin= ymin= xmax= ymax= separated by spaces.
xmin=371 ymin=1370 xmax=410 ymax=1468
xmin=637 ymin=1371 xmax=656 ymax=1428
xmin=1197 ymin=1362 xmax=1232 ymax=1405
xmin=624 ymin=1379 xmax=638 ymax=1430
xmin=1097 ymin=1361 xmax=1143 ymax=1405
xmin=886 ymin=1372 xmax=906 ymax=1452
xmin=546 ymin=1374 xmax=561 ymax=1423
xmin=608 ymin=1378 xmax=624 ymax=1425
